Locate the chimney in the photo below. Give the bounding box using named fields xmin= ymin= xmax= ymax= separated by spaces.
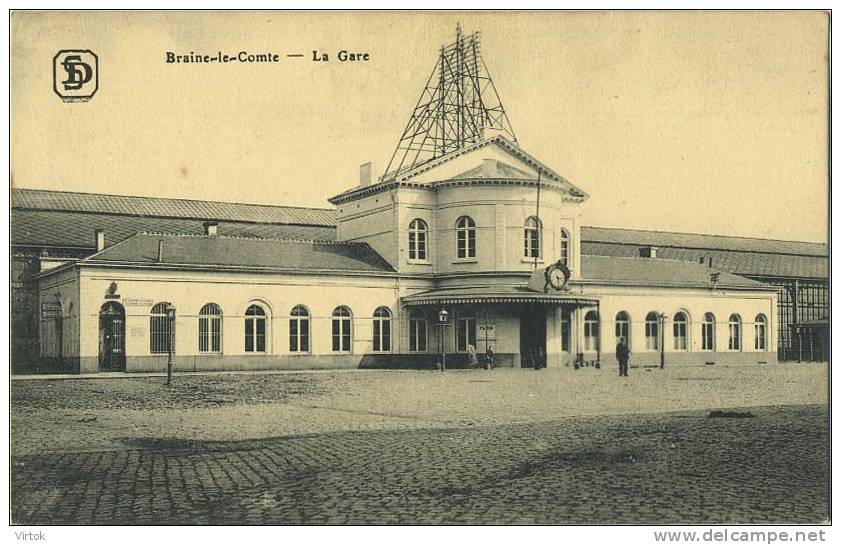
xmin=95 ymin=229 xmax=105 ymax=252
xmin=157 ymin=240 xmax=164 ymax=262
xmin=359 ymin=162 xmax=372 ymax=187
xmin=482 ymin=159 xmax=496 ymax=177
xmin=639 ymin=246 xmax=658 ymax=259
xmin=203 ymin=221 xmax=218 ymax=236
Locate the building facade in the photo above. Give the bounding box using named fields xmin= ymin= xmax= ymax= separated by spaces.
xmin=33 ymin=135 xmax=780 ymax=373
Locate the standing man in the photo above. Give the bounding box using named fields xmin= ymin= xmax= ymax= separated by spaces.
xmin=616 ymin=340 xmax=630 ymax=377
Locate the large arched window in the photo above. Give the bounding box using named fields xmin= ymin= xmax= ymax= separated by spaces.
xmin=408 ymin=219 xmax=428 ymax=261
xmin=755 ymin=314 xmax=767 ymax=350
xmin=456 ymin=216 xmax=476 ymax=259
xmin=673 ymin=311 xmax=688 ymax=351
xmin=373 ymin=307 xmax=392 ymax=352
xmin=198 ymin=303 xmax=222 ymax=354
xmin=615 ymin=311 xmax=630 ymax=347
xmin=584 ymin=310 xmax=599 ymax=351
xmin=332 ymin=306 xmax=353 ymax=352
xmin=245 ymin=304 xmax=267 ymax=353
xmin=523 ymin=216 xmax=542 ymax=259
xmin=560 ymin=229 xmax=570 ymax=266
xmin=645 ymin=311 xmax=660 ymax=350
xmin=289 ymin=305 xmax=310 ymax=353
xmin=150 ymin=302 xmax=172 ymax=355
xmin=702 ymin=312 xmax=716 ymax=351
xmin=728 ymin=314 xmax=742 ymax=351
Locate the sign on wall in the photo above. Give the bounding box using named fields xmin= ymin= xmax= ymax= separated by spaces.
xmin=40 ymin=302 xmax=62 ymax=318
xmin=478 ymin=323 xmax=496 ymax=339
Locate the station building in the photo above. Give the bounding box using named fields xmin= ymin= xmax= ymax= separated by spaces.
xmin=29 ymin=134 xmax=780 ymax=373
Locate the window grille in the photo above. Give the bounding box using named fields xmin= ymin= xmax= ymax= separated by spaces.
xmin=408 ymin=219 xmax=428 ymax=260
xmin=456 ymin=216 xmax=476 ymax=259
xmin=198 ymin=303 xmax=222 ymax=353
xmin=332 ymin=306 xmax=352 ymax=352
xmin=245 ymin=304 xmax=267 ymax=353
xmin=150 ymin=302 xmax=172 ymax=354
xmin=289 ymin=305 xmax=310 ymax=353
xmin=372 ymin=307 xmax=392 ymax=352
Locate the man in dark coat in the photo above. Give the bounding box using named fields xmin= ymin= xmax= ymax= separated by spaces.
xmin=616 ymin=341 xmax=630 ymax=377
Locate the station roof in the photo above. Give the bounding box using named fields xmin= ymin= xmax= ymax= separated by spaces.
xmin=11 ymin=209 xmax=337 ymax=249
xmin=12 ymin=188 xmax=335 ymax=226
xmin=11 ymin=188 xmax=827 ymax=280
xmin=78 ymin=233 xmax=395 ymax=274
xmin=580 ymin=255 xmax=771 ymax=289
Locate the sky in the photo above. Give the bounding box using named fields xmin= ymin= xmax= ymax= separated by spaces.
xmin=11 ymin=11 xmax=829 ymax=243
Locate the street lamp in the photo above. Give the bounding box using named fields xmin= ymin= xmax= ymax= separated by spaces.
xmin=659 ymin=312 xmax=668 ymax=370
xmin=438 ymin=308 xmax=449 ymax=372
xmin=165 ymin=303 xmax=176 ymax=385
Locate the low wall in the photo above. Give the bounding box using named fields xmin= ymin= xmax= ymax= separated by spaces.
xmin=597 ymin=351 xmax=779 ymax=369
xmin=51 ymin=350 xmax=777 ymax=374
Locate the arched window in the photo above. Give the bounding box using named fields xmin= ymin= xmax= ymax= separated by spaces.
xmin=332 ymin=306 xmax=353 ymax=352
xmin=245 ymin=304 xmax=267 ymax=353
xmin=755 ymin=314 xmax=767 ymax=350
xmin=456 ymin=216 xmax=476 ymax=259
xmin=523 ymin=216 xmax=542 ymax=259
xmin=584 ymin=310 xmax=599 ymax=351
xmin=702 ymin=312 xmax=716 ymax=351
xmin=560 ymin=229 xmax=570 ymax=266
xmin=150 ymin=302 xmax=172 ymax=354
xmin=728 ymin=314 xmax=742 ymax=351
xmin=645 ymin=311 xmax=660 ymax=350
xmin=198 ymin=303 xmax=222 ymax=354
xmin=615 ymin=311 xmax=630 ymax=347
xmin=408 ymin=219 xmax=428 ymax=261
xmin=289 ymin=305 xmax=310 ymax=353
xmin=409 ymin=314 xmax=427 ymax=353
xmin=373 ymin=307 xmax=392 ymax=352
xmin=673 ymin=312 xmax=688 ymax=351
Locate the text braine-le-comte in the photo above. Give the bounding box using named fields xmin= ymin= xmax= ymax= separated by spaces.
xmin=166 ymin=50 xmax=371 ymax=64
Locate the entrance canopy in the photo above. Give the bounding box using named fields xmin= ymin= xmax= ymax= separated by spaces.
xmin=401 ymin=285 xmax=599 ymax=307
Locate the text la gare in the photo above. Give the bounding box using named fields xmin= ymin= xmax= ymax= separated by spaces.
xmin=312 ymin=50 xmax=370 ymax=62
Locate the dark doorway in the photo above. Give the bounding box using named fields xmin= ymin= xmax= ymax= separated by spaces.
xmin=520 ymin=306 xmax=546 ymax=368
xmin=99 ymin=302 xmax=126 ymax=371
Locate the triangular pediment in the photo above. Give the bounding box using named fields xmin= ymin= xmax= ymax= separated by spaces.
xmin=383 ymin=136 xmax=589 ymax=199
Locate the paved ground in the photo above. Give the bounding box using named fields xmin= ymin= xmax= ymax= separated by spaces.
xmin=10 ymin=364 xmax=829 ymax=524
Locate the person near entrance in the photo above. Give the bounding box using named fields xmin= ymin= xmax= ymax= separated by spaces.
xmin=484 ymin=345 xmax=494 ymax=370
xmin=616 ymin=340 xmax=630 ymax=377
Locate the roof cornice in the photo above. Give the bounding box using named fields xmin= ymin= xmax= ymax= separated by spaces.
xmin=328 ymin=177 xmax=585 ymax=206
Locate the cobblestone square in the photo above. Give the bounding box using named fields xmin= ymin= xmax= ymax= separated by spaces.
xmin=10 ymin=364 xmax=829 ymax=524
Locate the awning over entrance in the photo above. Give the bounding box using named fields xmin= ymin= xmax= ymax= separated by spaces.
xmin=401 ymin=285 xmax=599 ymax=307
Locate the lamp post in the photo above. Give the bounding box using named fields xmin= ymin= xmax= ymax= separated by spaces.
xmin=165 ymin=304 xmax=176 ymax=385
xmin=438 ymin=308 xmax=449 ymax=372
xmin=659 ymin=312 xmax=667 ymax=370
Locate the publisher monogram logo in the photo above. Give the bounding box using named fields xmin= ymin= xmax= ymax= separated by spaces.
xmin=53 ymin=50 xmax=98 ymax=102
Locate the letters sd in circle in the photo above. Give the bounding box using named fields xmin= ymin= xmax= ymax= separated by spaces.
xmin=53 ymin=50 xmax=98 ymax=102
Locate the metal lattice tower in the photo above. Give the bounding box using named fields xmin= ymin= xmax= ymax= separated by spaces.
xmin=382 ymin=27 xmax=517 ymax=180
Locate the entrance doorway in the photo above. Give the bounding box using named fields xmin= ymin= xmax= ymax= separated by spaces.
xmin=99 ymin=302 xmax=126 ymax=371
xmin=520 ymin=306 xmax=546 ymax=368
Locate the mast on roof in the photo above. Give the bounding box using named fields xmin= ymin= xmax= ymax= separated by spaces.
xmin=382 ymin=25 xmax=517 ymax=180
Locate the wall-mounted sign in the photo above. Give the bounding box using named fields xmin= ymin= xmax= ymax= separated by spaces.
xmin=478 ymin=324 xmax=496 ymax=339
xmin=41 ymin=302 xmax=62 ymax=318
xmin=124 ymin=298 xmax=154 ymax=306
